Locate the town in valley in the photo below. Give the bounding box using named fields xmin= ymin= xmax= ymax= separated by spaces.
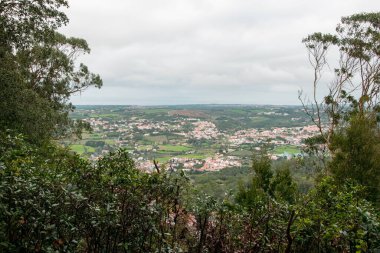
xmin=66 ymin=105 xmax=321 ymax=172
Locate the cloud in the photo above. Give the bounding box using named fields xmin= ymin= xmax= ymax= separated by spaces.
xmin=62 ymin=0 xmax=379 ymax=105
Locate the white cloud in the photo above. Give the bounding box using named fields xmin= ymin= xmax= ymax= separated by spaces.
xmin=62 ymin=0 xmax=380 ymax=105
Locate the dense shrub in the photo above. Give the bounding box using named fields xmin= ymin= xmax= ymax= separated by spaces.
xmin=1 ymin=133 xmax=379 ymax=252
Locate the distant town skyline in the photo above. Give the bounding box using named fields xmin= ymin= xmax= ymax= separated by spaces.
xmin=63 ymin=0 xmax=379 ymax=105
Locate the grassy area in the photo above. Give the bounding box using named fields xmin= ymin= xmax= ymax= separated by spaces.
xmin=144 ymin=135 xmax=168 ymax=144
xmin=229 ymin=150 xmax=253 ymax=157
xmin=70 ymin=144 xmax=86 ymax=154
xmin=88 ymin=133 xmax=103 ymax=140
xmin=229 ymin=108 xmax=248 ymax=115
xmin=158 ymin=145 xmax=192 ymax=152
xmin=273 ymin=145 xmax=300 ymax=155
xmin=250 ymin=116 xmax=270 ymax=124
xmin=177 ymin=154 xmax=206 ymax=159
xmin=137 ymin=145 xmax=153 ymax=151
xmin=154 ymin=157 xmax=171 ymax=163
xmin=105 ymin=139 xmax=117 ymax=145
xmin=70 ymin=144 xmax=96 ymax=154
xmin=92 ymin=113 xmax=120 ymax=118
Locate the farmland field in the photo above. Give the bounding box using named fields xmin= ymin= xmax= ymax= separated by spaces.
xmin=273 ymin=145 xmax=300 ymax=155
xmin=69 ymin=144 xmax=96 ymax=154
xmin=158 ymin=145 xmax=192 ymax=152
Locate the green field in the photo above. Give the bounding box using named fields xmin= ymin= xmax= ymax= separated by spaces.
xmin=152 ymin=153 xmax=206 ymax=164
xmin=154 ymin=157 xmax=171 ymax=163
xmin=137 ymin=145 xmax=153 ymax=151
xmin=70 ymin=144 xmax=96 ymax=154
xmin=105 ymin=139 xmax=117 ymax=145
xmin=144 ymin=135 xmax=168 ymax=144
xmin=77 ymin=132 xmax=104 ymax=140
xmin=158 ymin=145 xmax=192 ymax=152
xmin=177 ymin=154 xmax=206 ymax=159
xmin=228 ymin=108 xmax=248 ymax=115
xmin=273 ymin=145 xmax=300 ymax=155
xmin=250 ymin=116 xmax=270 ymax=124
xmin=229 ymin=150 xmax=253 ymax=157
xmin=92 ymin=113 xmax=120 ymax=118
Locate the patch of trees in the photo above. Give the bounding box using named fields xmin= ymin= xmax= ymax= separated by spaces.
xmin=85 ymin=140 xmax=105 ymax=148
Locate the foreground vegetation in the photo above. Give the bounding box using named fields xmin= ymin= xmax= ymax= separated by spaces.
xmin=1 ymin=134 xmax=379 ymax=252
xmin=0 ymin=1 xmax=380 ymax=252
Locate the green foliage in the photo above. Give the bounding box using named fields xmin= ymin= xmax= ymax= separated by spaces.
xmin=302 ymin=12 xmax=380 ymax=137
xmin=329 ymin=115 xmax=380 ymax=204
xmin=0 ymin=134 xmax=193 ymax=252
xmin=251 ymin=151 xmax=273 ymax=194
xmin=292 ymin=177 xmax=380 ymax=252
xmin=1 ymin=133 xmax=380 ymax=252
xmin=189 ymin=166 xmax=251 ymax=200
xmin=0 ymin=0 xmax=69 ymax=48
xmin=272 ymin=166 xmax=298 ymax=204
xmin=0 ymin=0 xmax=102 ymax=144
xmin=236 ymin=150 xmax=297 ymax=208
xmin=303 ymin=12 xmax=380 ymax=206
xmin=84 ymin=140 xmax=105 ymax=147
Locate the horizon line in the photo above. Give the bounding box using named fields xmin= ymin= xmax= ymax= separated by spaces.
xmin=73 ymin=103 xmax=302 ymax=107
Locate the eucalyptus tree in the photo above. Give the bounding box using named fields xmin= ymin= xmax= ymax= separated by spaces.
xmin=301 ymin=12 xmax=380 ymax=203
xmin=0 ymin=0 xmax=102 ymax=143
xmin=301 ymin=12 xmax=380 ymax=144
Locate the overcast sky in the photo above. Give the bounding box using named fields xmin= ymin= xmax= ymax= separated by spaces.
xmin=63 ymin=0 xmax=379 ymax=105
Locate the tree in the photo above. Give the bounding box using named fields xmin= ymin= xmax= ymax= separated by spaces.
xmin=272 ymin=166 xmax=297 ymax=204
xmin=301 ymin=12 xmax=380 ymax=146
xmin=292 ymin=177 xmax=380 ymax=252
xmin=301 ymin=12 xmax=380 ymax=204
xmin=329 ymin=114 xmax=380 ymax=204
xmin=236 ymin=150 xmax=297 ymax=207
xmin=0 ymin=0 xmax=102 ymax=143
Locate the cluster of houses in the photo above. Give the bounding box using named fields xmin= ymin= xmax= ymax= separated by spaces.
xmin=136 ymin=155 xmax=242 ymax=172
xmin=81 ymin=117 xmax=321 ymax=172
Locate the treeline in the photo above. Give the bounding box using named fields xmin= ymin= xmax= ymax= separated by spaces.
xmin=0 ymin=1 xmax=380 ymax=252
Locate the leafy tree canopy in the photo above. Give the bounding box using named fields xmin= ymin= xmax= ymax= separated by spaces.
xmin=0 ymin=0 xmax=102 ymax=144
xmin=302 ymin=12 xmax=380 ymax=204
